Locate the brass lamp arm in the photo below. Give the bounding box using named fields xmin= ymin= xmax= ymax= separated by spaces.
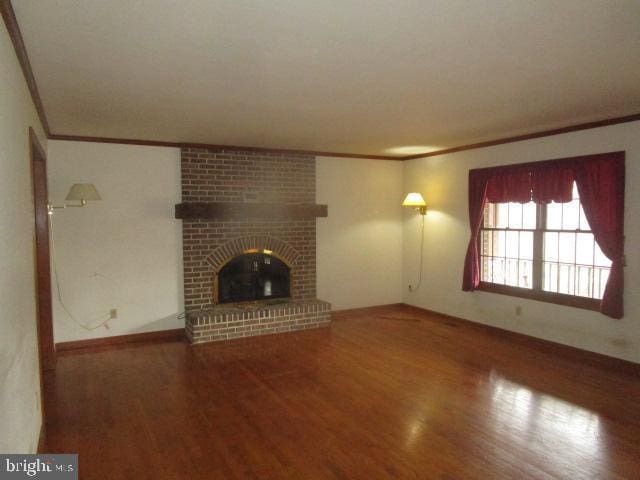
xmin=413 ymin=205 xmax=427 ymax=215
xmin=47 ymin=199 xmax=87 ymax=214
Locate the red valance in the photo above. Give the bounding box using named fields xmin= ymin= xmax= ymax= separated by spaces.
xmin=483 ymin=157 xmax=581 ymax=204
xmin=462 ymin=151 xmax=625 ymax=319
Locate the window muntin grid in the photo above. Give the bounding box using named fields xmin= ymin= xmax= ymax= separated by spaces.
xmin=480 ymin=183 xmax=612 ymax=300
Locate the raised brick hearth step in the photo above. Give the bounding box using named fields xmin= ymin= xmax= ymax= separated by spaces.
xmin=186 ymin=299 xmax=331 ymax=344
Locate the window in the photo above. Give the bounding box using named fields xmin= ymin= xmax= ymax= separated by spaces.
xmin=463 ymin=152 xmax=624 ymax=318
xmin=481 ymin=201 xmax=536 ymax=288
xmin=479 ymin=183 xmax=612 ymax=308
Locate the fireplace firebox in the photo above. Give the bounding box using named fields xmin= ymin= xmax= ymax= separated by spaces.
xmin=218 ymin=252 xmax=290 ymax=304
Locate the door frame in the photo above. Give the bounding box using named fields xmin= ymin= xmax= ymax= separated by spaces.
xmin=30 ymin=126 xmax=55 ymax=378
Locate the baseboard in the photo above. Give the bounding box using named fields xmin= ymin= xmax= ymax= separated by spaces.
xmin=331 ymin=303 xmax=404 ymax=320
xmin=56 ymin=328 xmax=185 ymax=353
xmin=399 ymin=303 xmax=640 ymax=376
xmin=36 ymin=423 xmax=46 ymax=453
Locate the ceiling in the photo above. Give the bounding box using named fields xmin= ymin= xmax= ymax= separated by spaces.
xmin=13 ymin=0 xmax=640 ymax=157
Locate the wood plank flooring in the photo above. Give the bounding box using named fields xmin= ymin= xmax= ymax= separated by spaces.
xmin=43 ymin=305 xmax=640 ymax=479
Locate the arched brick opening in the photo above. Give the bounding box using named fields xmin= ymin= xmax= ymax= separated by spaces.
xmin=205 ymin=236 xmax=301 ymax=304
xmin=205 ymin=235 xmax=300 ymax=273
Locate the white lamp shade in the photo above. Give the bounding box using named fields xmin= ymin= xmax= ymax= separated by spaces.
xmin=402 ymin=192 xmax=426 ymax=207
xmin=65 ymin=183 xmax=101 ymax=201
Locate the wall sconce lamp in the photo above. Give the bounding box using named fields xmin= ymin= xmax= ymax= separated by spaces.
xmin=402 ymin=192 xmax=427 ymax=215
xmin=48 ymin=183 xmax=101 ymax=215
xmin=402 ymin=192 xmax=427 ymax=292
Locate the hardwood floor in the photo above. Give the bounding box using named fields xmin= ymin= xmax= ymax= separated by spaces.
xmin=43 ymin=305 xmax=640 ymax=479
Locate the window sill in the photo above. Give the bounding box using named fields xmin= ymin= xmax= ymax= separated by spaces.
xmin=476 ymin=282 xmax=600 ymax=312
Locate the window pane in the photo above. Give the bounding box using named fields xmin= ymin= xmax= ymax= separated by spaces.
xmin=575 ymin=233 xmax=594 ymax=266
xmin=542 ymin=186 xmax=611 ymax=300
xmin=576 ymin=266 xmax=592 ymax=298
xmin=492 ymin=258 xmax=505 ymax=284
xmin=508 ymin=203 xmax=522 ymax=229
xmin=496 ymin=204 xmax=508 ymax=228
xmin=481 ymin=231 xmax=492 ymax=256
xmin=558 ymin=232 xmax=576 ymax=264
xmin=595 ymin=268 xmax=610 ymax=299
xmin=505 ymin=231 xmax=519 ymax=258
xmin=506 ymin=259 xmax=518 ymax=286
xmin=568 ymin=264 xmax=576 ymax=295
xmin=547 ymin=202 xmax=562 ymax=229
xmin=594 ymin=242 xmax=612 ymax=267
xmin=523 ymin=202 xmax=536 ymax=229
xmin=544 ymin=232 xmax=558 ymax=262
xmin=561 ymin=200 xmax=580 ymax=230
xmin=579 ymin=205 xmax=590 ymax=231
xmin=483 ymin=204 xmax=495 ymax=228
xmin=481 ymin=256 xmax=491 ymax=282
xmin=493 ymin=231 xmax=505 ymax=257
xmin=543 ymin=262 xmax=558 ymax=293
xmin=558 ymin=264 xmax=574 ymax=295
xmin=519 ymin=260 xmax=533 ymax=289
xmin=520 ymin=231 xmax=533 ymax=260
xmin=481 ymin=201 xmax=536 ymax=288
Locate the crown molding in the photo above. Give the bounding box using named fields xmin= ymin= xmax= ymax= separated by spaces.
xmin=50 ymin=113 xmax=640 ymax=161
xmin=47 ymin=134 xmax=403 ymax=160
xmin=402 ymin=113 xmax=640 ymax=160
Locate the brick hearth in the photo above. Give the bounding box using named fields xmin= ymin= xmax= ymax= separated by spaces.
xmin=186 ymin=300 xmax=331 ymax=344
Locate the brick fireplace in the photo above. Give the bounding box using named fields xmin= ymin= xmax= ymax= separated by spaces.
xmin=177 ymin=147 xmax=331 ymax=344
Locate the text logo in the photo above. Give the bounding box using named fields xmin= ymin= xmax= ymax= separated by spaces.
xmin=0 ymin=455 xmax=77 ymax=479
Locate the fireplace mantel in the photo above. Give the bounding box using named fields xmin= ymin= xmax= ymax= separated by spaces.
xmin=175 ymin=202 xmax=328 ymax=220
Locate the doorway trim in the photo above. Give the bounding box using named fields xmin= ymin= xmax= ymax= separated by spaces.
xmin=30 ymin=127 xmax=55 ymax=372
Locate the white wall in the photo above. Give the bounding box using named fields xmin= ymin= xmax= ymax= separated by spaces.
xmin=47 ymin=141 xmax=183 ymax=342
xmin=317 ymin=157 xmax=404 ymax=309
xmin=403 ymin=121 xmax=640 ymax=363
xmin=0 ymin=27 xmax=47 ymax=452
xmin=46 ymin=149 xmax=405 ymax=338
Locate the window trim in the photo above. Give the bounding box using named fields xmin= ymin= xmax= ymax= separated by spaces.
xmin=477 ymin=199 xmax=604 ymax=311
xmin=476 ymin=281 xmax=600 ymax=311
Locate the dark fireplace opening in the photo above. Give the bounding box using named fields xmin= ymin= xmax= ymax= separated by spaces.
xmin=218 ymin=252 xmax=290 ymax=304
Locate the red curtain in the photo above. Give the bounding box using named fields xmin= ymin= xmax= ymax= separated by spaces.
xmin=482 ymin=163 xmax=573 ymax=204
xmin=574 ymin=154 xmax=625 ymax=318
xmin=462 ymin=170 xmax=490 ymax=291
xmin=462 ymin=152 xmax=625 ymax=318
xmin=531 ymin=164 xmax=574 ymax=203
xmin=486 ymin=168 xmax=532 ymax=203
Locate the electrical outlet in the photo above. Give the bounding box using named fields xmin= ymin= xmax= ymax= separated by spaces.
xmin=515 ymin=305 xmax=522 ymax=316
xmin=109 ymin=308 xmax=118 ymax=319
